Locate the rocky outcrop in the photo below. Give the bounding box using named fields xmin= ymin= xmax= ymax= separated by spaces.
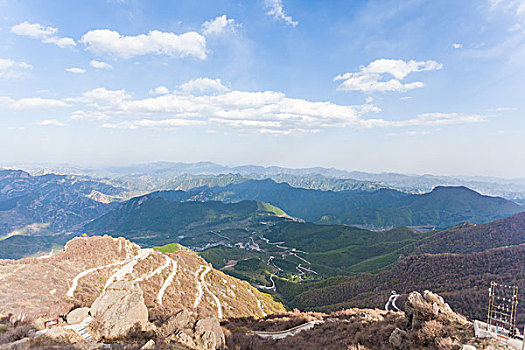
xmin=158 ymin=309 xmax=225 ymax=350
xmin=194 ymin=317 xmax=225 ymax=350
xmin=89 ymin=281 xmax=149 ymax=339
xmin=386 ymin=291 xmax=471 ymax=350
xmin=405 ymin=290 xmax=469 ymax=329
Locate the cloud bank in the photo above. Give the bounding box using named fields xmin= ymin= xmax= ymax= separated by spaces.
xmin=55 ymin=78 xmax=484 ymax=134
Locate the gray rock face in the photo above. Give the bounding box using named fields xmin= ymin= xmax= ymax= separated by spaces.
xmin=89 ymin=281 xmax=149 ymax=339
xmin=66 ymin=307 xmax=90 ymax=325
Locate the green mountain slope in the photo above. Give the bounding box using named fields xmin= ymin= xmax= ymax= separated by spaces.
xmin=84 ymin=195 xmax=290 ymax=248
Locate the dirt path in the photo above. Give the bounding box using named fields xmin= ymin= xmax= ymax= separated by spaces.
xmin=385 ymin=294 xmax=400 ymax=312
xmin=135 ymin=254 xmax=171 ymax=282
xmin=103 ymin=249 xmax=153 ymax=291
xmin=67 ymin=256 xmax=135 ymax=297
xmin=253 ymin=320 xmax=325 ymax=339
xmin=201 ymin=267 xmax=223 ymax=319
xmin=157 ymin=256 xmax=178 ymax=306
xmin=0 ymin=264 xmax=25 ymax=281
xmin=193 ymin=266 xmax=205 ymax=308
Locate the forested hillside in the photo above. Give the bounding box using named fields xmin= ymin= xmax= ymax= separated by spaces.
xmin=155 ymin=179 xmax=522 ymax=229
xmin=276 ymin=245 xmax=525 ymax=325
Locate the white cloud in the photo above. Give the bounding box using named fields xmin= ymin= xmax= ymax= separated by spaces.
xmin=487 ymin=106 xmax=517 ymax=111
xmin=490 ymin=0 xmax=525 ymax=17
xmin=101 ymin=118 xmax=205 ymax=129
xmin=334 ymin=59 xmax=443 ymax=93
xmin=66 ymin=88 xmax=131 ymax=108
xmin=6 ymin=97 xmax=70 ymax=110
xmin=39 ymin=119 xmax=66 ymax=127
xmin=400 ymin=96 xmax=413 ymax=100
xmin=80 ymin=29 xmax=207 ymax=59
xmin=452 ymin=43 xmax=463 ymax=49
xmin=66 ymin=67 xmax=86 ymax=74
xmin=265 ymin=0 xmax=298 ymax=27
xmin=10 ymin=22 xmax=56 ymax=39
xmin=11 ymin=22 xmax=76 ymax=48
xmin=179 ymin=78 xmax=230 ymax=93
xmin=149 ymin=86 xmax=170 ymax=95
xmin=69 ymin=110 xmax=110 ymax=121
xmin=0 ymin=58 xmax=32 ymax=79
xmin=90 ymin=60 xmax=113 ymax=69
xmin=42 ymin=36 xmax=76 ymax=48
xmin=202 ymin=15 xmax=238 ymax=36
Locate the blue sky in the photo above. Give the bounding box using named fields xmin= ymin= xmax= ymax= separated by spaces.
xmin=0 ymin=0 xmax=524 ymax=177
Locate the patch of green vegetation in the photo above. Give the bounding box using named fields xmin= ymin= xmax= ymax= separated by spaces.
xmin=199 ymin=246 xmax=263 ymax=269
xmin=153 ymin=242 xmax=182 ymax=253
xmin=257 ymin=201 xmax=291 ymax=218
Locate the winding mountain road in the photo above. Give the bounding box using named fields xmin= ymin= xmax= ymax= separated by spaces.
xmin=256 ymin=274 xmax=276 ymax=291
xmin=201 ymin=268 xmax=223 ymax=319
xmin=0 ymin=265 xmax=25 ymax=282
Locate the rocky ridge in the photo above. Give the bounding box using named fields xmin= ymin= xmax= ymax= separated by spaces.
xmin=0 ymin=236 xmax=283 ymax=325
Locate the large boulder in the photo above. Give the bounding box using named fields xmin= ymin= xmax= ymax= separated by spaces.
xmin=89 ymin=281 xmax=149 ymax=339
xmin=66 ymin=307 xmax=90 ymax=325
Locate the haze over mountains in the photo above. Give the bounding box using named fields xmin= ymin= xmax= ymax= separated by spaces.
xmin=5 ymin=161 xmax=525 ymax=204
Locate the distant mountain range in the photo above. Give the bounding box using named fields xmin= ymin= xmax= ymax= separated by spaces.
xmin=0 ymin=167 xmax=522 ymax=260
xmin=142 ymin=179 xmax=523 ymax=229
xmin=5 ymin=160 xmax=525 ymax=204
xmin=0 ymin=169 xmax=124 ymax=237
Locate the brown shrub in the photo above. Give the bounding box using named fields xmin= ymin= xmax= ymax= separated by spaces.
xmin=419 ymin=320 xmax=444 ymax=342
xmin=0 ymin=318 xmax=35 ymax=345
